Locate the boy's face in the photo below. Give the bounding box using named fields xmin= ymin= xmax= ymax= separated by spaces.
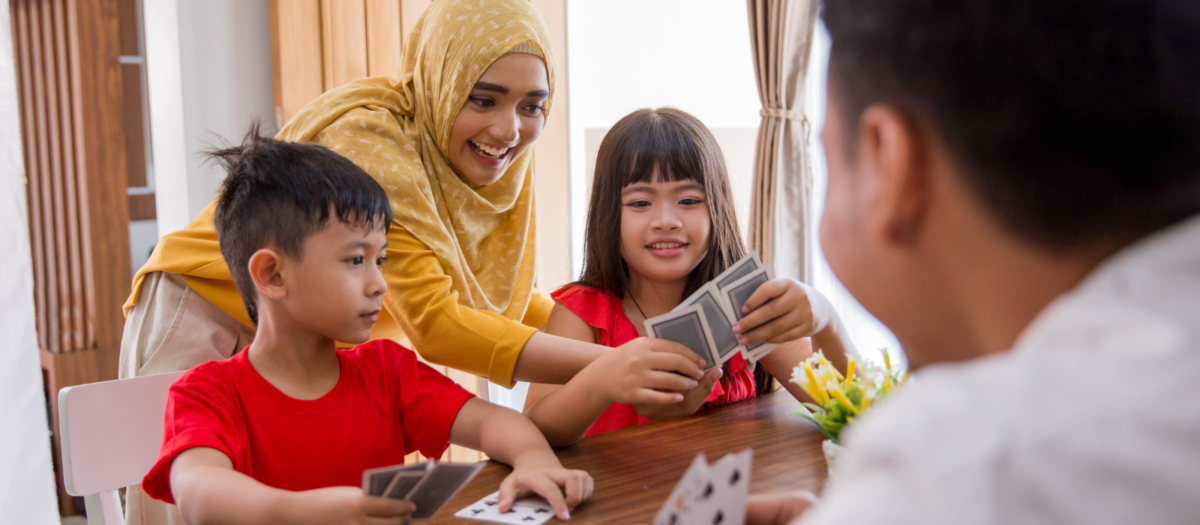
xmin=278 ymin=220 xmax=388 ymax=345
xmin=819 ymin=83 xmax=957 ymax=369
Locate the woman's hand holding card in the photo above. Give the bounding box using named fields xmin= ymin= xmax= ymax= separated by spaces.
xmin=633 ymin=367 xmax=723 ymax=420
xmin=588 ymin=337 xmax=706 ymax=406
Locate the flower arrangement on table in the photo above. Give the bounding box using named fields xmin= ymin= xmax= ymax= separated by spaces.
xmin=791 ymin=349 xmax=906 ymax=445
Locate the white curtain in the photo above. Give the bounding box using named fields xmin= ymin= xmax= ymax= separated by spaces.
xmin=0 ymin=1 xmax=62 ymax=522
xmin=745 ymin=0 xmax=820 ymax=283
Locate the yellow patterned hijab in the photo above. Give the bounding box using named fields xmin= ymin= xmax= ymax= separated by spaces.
xmin=278 ymin=0 xmax=554 ymax=319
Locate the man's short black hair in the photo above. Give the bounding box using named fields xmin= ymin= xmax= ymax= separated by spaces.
xmin=210 ymin=125 xmax=392 ymax=324
xmin=822 ymin=0 xmax=1200 ymax=249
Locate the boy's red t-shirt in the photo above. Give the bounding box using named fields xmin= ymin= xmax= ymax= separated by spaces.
xmin=551 ymin=285 xmax=756 ymax=437
xmin=142 ymin=339 xmax=473 ymax=504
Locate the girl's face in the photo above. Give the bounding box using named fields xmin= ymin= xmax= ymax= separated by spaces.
xmin=619 ymin=175 xmax=711 ymax=287
xmin=448 ymin=52 xmax=550 ymax=186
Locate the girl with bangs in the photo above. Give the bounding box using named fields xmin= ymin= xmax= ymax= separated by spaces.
xmin=523 ymin=108 xmax=855 ymax=446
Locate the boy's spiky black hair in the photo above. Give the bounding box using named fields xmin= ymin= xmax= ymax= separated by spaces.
xmin=210 ymin=124 xmax=392 ymax=324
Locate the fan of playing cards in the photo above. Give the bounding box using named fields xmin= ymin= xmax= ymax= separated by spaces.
xmin=655 ymin=449 xmax=753 ymax=525
xmin=362 ymin=460 xmax=484 ymax=521
xmin=644 ymin=252 xmax=778 ymax=370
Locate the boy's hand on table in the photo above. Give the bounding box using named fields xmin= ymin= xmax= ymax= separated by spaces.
xmin=734 ymin=278 xmax=832 ymax=345
xmin=745 ymin=491 xmax=820 ymax=525
xmin=289 ymin=486 xmax=415 ymax=525
xmin=591 ymin=337 xmax=705 ymax=406
xmin=633 ymin=366 xmax=721 ymax=420
xmin=498 ymin=453 xmax=594 ymax=521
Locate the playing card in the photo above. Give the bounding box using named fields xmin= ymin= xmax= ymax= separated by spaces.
xmin=383 ymin=471 xmax=427 ymax=500
xmin=693 ymin=449 xmax=753 ymax=525
xmin=644 ymin=304 xmax=721 ymax=370
xmin=718 ymin=268 xmax=779 ymax=360
xmin=712 ymin=252 xmax=764 ymax=292
xmin=653 ymin=453 xmax=709 ymax=525
xmin=454 ymin=492 xmax=556 ymax=524
xmin=680 ymin=284 xmax=742 ymax=366
xmin=718 ymin=267 xmax=771 ymax=323
xmin=361 ymin=461 xmax=431 ymax=497
xmin=407 ymin=462 xmax=485 ymax=520
xmin=745 ymin=340 xmax=778 ymax=363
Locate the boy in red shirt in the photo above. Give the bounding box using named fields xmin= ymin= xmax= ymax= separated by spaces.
xmin=141 ymin=129 xmax=593 ymax=524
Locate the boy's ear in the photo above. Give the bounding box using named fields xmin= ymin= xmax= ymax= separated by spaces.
xmin=859 ymin=104 xmax=931 ymax=248
xmin=247 ymin=248 xmax=288 ymax=300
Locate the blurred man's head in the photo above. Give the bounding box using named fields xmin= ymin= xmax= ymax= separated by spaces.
xmin=818 ymin=0 xmax=1200 ymax=367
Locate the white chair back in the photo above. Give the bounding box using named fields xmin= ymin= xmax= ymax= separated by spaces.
xmin=58 ymin=371 xmax=185 ymax=525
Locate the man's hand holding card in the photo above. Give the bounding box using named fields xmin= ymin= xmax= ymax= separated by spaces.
xmin=654 ymin=449 xmax=754 ymax=525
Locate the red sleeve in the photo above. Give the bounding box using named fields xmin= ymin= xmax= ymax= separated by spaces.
xmin=384 ymin=341 xmax=475 ymax=459
xmin=141 ymin=364 xmax=247 ymax=504
xmin=551 ymin=284 xmax=623 ymax=344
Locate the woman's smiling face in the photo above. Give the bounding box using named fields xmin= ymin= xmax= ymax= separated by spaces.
xmin=448 ymin=52 xmax=550 ymax=186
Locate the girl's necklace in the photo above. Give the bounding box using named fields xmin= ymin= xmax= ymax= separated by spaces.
xmin=629 ymin=292 xmax=649 ymax=321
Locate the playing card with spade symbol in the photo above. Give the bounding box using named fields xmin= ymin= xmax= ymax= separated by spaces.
xmin=693 ymin=449 xmax=753 ymax=525
xmin=653 ymin=453 xmax=710 ymax=525
xmin=454 ymin=491 xmax=557 ymax=524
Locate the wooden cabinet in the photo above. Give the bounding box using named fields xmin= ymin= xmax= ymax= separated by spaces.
xmin=9 ymin=0 xmax=137 ymax=515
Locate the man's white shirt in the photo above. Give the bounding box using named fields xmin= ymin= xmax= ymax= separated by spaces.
xmin=801 ymin=215 xmax=1200 ymax=525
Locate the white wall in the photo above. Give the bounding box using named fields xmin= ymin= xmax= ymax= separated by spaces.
xmin=0 ymin=1 xmax=64 ymax=523
xmin=566 ymin=0 xmax=762 ymax=277
xmin=146 ymin=0 xmax=275 ymax=235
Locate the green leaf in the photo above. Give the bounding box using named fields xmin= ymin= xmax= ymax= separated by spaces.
xmin=792 ymin=412 xmax=836 ymax=441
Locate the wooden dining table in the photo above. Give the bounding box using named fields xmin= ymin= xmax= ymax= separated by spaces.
xmin=428 ymin=391 xmax=830 ymax=524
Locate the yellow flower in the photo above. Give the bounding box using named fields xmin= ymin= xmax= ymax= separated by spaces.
xmin=805 ymin=364 xmax=828 ymax=405
xmin=844 ymin=359 xmax=856 ymax=390
xmin=828 ymin=387 xmax=860 ymax=415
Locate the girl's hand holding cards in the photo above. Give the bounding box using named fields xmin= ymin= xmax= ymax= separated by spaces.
xmin=732 ymin=278 xmax=834 ymax=345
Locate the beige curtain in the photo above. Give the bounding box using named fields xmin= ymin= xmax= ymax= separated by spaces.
xmin=746 ymin=0 xmax=821 ymax=283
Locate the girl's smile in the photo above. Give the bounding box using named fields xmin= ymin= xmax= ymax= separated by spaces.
xmin=646 ymin=237 xmax=690 ymax=258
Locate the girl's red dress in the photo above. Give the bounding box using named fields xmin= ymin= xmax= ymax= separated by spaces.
xmin=551 ymin=285 xmax=757 ymax=437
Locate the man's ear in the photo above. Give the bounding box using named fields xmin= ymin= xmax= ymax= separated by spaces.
xmin=247 ymin=248 xmax=288 ymax=300
xmin=858 ymin=104 xmax=931 ymax=247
